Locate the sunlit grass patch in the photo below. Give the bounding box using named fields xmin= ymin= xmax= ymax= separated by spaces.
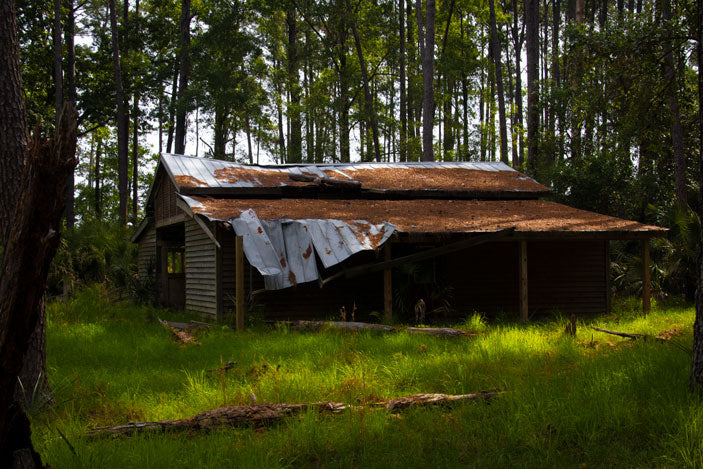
xmin=35 ymin=288 xmax=701 ymax=468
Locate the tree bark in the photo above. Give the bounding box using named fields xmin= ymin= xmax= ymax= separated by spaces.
xmin=174 ymin=0 xmax=191 ymax=155
xmin=108 ymin=0 xmax=129 ymax=225
xmin=0 ymin=102 xmax=77 ymax=469
xmin=166 ymin=56 xmax=179 ymax=153
xmin=64 ymin=0 xmax=76 ymax=229
xmin=0 ymin=0 xmax=28 ymax=239
xmin=88 ymin=391 xmax=497 ymax=437
xmin=132 ymin=94 xmax=139 ymax=221
xmin=95 ymin=137 xmax=102 ymax=219
xmin=489 ymin=0 xmax=509 ymax=164
xmin=399 ymin=0 xmax=407 ymax=162
xmin=53 ymin=0 xmax=63 ymax=129
xmin=286 ymin=5 xmax=302 ymax=163
xmin=525 ymin=0 xmax=539 ymax=174
xmin=512 ymin=0 xmax=524 ymax=167
xmin=689 ymin=0 xmax=703 ymax=393
xmin=660 ymin=0 xmax=687 ymax=206
xmin=346 ymin=0 xmax=382 ymax=162
xmin=418 ymin=0 xmax=436 ymax=162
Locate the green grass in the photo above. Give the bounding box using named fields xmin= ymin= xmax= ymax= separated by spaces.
xmin=33 ymin=285 xmax=703 ymax=468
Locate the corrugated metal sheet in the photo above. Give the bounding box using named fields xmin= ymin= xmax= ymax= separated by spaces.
xmin=227 ymin=207 xmax=395 ymax=290
xmin=160 ymin=153 xmax=540 ymax=192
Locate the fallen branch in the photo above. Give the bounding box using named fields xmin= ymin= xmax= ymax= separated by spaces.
xmin=278 ymin=320 xmax=476 ymax=338
xmin=590 ymin=327 xmax=646 ymax=340
xmin=87 ymin=391 xmax=499 ymax=438
xmin=207 ymin=361 xmax=238 ymax=373
xmin=158 ymin=318 xmax=199 ymax=345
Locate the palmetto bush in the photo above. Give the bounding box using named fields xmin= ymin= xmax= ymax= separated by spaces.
xmin=48 ymin=220 xmax=138 ymax=297
xmin=612 ymin=204 xmax=700 ymax=300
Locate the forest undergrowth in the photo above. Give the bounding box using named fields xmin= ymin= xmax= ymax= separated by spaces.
xmin=33 ymin=285 xmax=702 ymax=468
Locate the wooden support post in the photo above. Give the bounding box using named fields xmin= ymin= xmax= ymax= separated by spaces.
xmin=519 ymin=241 xmax=528 ymax=321
xmin=642 ymin=239 xmax=650 ymax=315
xmin=235 ymin=235 xmax=245 ymax=331
xmin=604 ymin=240 xmax=611 ymax=314
xmin=384 ymin=242 xmax=392 ymax=322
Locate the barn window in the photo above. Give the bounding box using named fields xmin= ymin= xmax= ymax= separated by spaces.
xmin=167 ymin=249 xmax=184 ymax=274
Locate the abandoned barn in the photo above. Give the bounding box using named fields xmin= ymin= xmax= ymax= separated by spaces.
xmin=132 ymin=153 xmax=665 ymax=327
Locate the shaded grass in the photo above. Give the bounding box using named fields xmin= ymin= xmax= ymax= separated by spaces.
xmin=35 ymin=286 xmax=703 ymax=467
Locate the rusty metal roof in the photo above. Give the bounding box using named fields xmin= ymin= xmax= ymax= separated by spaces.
xmin=181 ymin=196 xmax=666 ymax=238
xmin=177 ymin=195 xmax=665 ymax=290
xmin=160 ymin=153 xmax=550 ymax=196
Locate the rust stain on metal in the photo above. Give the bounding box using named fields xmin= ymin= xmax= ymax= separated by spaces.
xmin=257 ymin=227 xmax=263 ymax=234
xmin=213 ymin=166 xmax=305 ymax=187
xmin=174 ymin=175 xmax=207 ymax=187
xmin=288 ymin=270 xmax=297 ymax=285
xmin=189 ymin=197 xmax=665 ymax=235
xmin=323 ymin=167 xmax=548 ymax=193
xmin=279 ymin=254 xmax=287 ymax=268
xmin=302 ymin=244 xmax=313 ymax=259
xmin=325 ymin=248 xmax=332 ymax=255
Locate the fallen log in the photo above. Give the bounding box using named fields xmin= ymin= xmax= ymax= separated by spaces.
xmin=283 ymin=320 xmax=396 ymax=333
xmin=278 ymin=320 xmax=476 ymax=338
xmin=406 ymin=327 xmax=473 ymax=338
xmin=378 ymin=391 xmax=500 ymax=411
xmin=88 ymin=391 xmax=499 ymax=438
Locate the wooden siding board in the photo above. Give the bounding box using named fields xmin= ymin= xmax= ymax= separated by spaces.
xmin=185 ymin=218 xmax=217 ymax=316
xmin=137 ymin=225 xmax=157 ymax=280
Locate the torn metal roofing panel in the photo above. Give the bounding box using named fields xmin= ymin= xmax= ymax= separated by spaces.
xmin=159 ymin=153 xmax=549 ymax=195
xmin=226 ymin=207 xmax=395 ymax=290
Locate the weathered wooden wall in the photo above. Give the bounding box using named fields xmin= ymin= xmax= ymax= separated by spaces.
xmin=137 ymin=225 xmax=157 ymax=280
xmin=444 ymin=240 xmax=608 ymax=316
xmin=216 ymin=233 xmax=609 ymax=322
xmin=185 ymin=218 xmax=218 ymax=316
xmin=155 ymin=176 xmax=179 ymax=223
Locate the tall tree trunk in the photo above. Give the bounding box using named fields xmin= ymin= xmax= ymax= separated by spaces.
xmin=64 ymin=0 xmax=76 ymax=228
xmin=479 ymin=35 xmax=486 ymax=161
xmin=166 ymin=56 xmax=178 ymax=153
xmin=53 ymin=0 xmax=63 ymax=129
xmin=304 ymin=30 xmax=313 ymax=163
xmin=660 ymin=0 xmax=687 ymax=206
xmin=131 ymin=0 xmax=140 ymax=221
xmin=347 ymin=0 xmax=382 ymax=162
xmin=418 ymin=0 xmax=436 ymax=161
xmin=174 ymin=0 xmax=191 ymax=155
xmin=132 ymin=94 xmax=139 ymax=221
xmin=690 ymin=0 xmax=703 ymax=395
xmin=246 ymin=115 xmax=254 ymax=164
xmin=552 ymin=0 xmax=562 ymax=161
xmin=489 ymin=0 xmax=509 ymax=163
xmin=399 ymin=0 xmax=407 ymax=162
xmin=0 ymin=104 xmax=77 ymax=468
xmin=213 ymin=105 xmax=228 ymax=159
xmin=95 ymin=137 xmax=102 ymax=219
xmin=108 ymin=0 xmax=129 ymax=225
xmin=0 ymin=4 xmax=77 ymax=465
xmin=286 ymin=5 xmax=302 ymax=163
xmin=335 ymin=1 xmax=351 ymax=163
xmin=525 ymin=0 xmax=540 ymax=174
xmin=407 ymin=1 xmax=416 ymax=148
xmin=512 ymin=0 xmax=525 ymax=167
xmin=3 ymin=0 xmax=50 ymax=427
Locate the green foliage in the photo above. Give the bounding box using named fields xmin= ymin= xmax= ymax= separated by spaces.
xmin=612 ymin=204 xmax=701 ymax=300
xmin=49 ymin=221 xmax=138 ymax=297
xmin=34 ymin=291 xmax=700 ymax=467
